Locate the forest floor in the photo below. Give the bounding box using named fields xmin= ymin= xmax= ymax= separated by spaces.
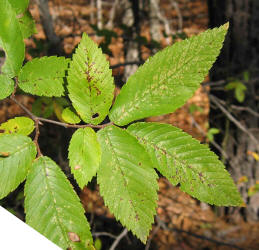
xmin=1 ymin=0 xmax=259 ymax=249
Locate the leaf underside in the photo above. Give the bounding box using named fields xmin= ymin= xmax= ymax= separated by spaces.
xmin=18 ymin=56 xmax=70 ymax=97
xmin=0 ymin=116 xmax=35 ymax=136
xmin=0 ymin=74 xmax=14 ymax=100
xmin=24 ymin=156 xmax=93 ymax=249
xmin=0 ymin=135 xmax=36 ymax=199
xmin=67 ymin=33 xmax=115 ymax=125
xmin=127 ymin=122 xmax=243 ymax=206
xmin=68 ymin=127 xmax=101 ymax=188
xmin=109 ymin=23 xmax=229 ymax=126
xmin=97 ymin=126 xmax=158 ymax=243
xmin=0 ymin=0 xmax=25 ymax=77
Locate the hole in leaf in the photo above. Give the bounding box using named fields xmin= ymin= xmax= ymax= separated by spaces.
xmin=92 ymin=113 xmax=99 ymax=118
xmin=0 ymin=49 xmax=6 ymax=73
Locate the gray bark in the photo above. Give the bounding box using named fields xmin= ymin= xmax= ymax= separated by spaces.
xmin=149 ymin=0 xmax=162 ymax=44
xmin=122 ymin=0 xmax=140 ymax=82
xmin=36 ymin=0 xmax=60 ymax=45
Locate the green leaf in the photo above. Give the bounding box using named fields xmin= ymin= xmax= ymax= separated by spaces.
xmin=243 ymin=71 xmax=249 ymax=81
xmin=127 ymin=122 xmax=243 ymax=206
xmin=18 ymin=56 xmax=70 ymax=97
xmin=24 ymin=156 xmax=93 ymax=249
xmin=62 ymin=107 xmax=81 ymax=124
xmin=189 ymin=104 xmax=204 ymax=114
xmin=0 ymin=0 xmax=25 ymax=77
xmin=68 ymin=128 xmax=101 ymax=188
xmin=0 ymin=134 xmax=36 ymax=199
xmin=0 ymin=74 xmax=14 ymax=100
xmin=225 ymin=81 xmax=247 ymax=103
xmin=224 ymin=81 xmax=239 ymax=90
xmin=207 ymin=128 xmax=220 ymax=142
xmin=97 ymin=126 xmax=158 ymax=243
xmin=8 ymin=0 xmax=29 ymax=14
xmin=109 ymin=23 xmax=229 ymax=126
xmin=0 ymin=117 xmax=35 ymax=136
xmin=17 ymin=10 xmax=37 ymax=39
xmin=235 ymin=83 xmax=246 ymax=103
xmin=8 ymin=0 xmax=36 ymax=39
xmin=67 ymin=33 xmax=115 ymax=125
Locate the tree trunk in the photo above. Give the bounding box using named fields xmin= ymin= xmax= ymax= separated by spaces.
xmin=122 ymin=0 xmax=141 ymax=82
xmin=208 ymin=0 xmax=259 ymax=221
xmin=36 ymin=0 xmax=60 ymax=45
xmin=36 ymin=0 xmax=62 ymax=55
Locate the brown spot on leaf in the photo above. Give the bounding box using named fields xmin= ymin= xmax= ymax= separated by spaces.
xmin=0 ymin=152 xmax=10 ymax=157
xmin=0 ymin=129 xmax=5 ymax=133
xmin=138 ymin=162 xmax=142 ymax=166
xmin=74 ymin=165 xmax=81 ymax=170
xmin=68 ymin=232 xmax=80 ymax=242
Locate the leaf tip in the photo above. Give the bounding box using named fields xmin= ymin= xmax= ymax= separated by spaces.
xmin=223 ymin=22 xmax=229 ymax=31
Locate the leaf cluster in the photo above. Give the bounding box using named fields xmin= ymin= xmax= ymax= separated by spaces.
xmin=0 ymin=3 xmax=243 ymax=248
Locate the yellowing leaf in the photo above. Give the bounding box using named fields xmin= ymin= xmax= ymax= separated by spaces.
xmin=247 ymin=151 xmax=259 ymax=161
xmin=248 ymin=184 xmax=259 ymax=197
xmin=0 ymin=117 xmax=34 ymax=136
xmin=62 ymin=107 xmax=81 ymax=124
xmin=238 ymin=176 xmax=248 ymax=184
xmin=0 ymin=134 xmax=37 ymax=199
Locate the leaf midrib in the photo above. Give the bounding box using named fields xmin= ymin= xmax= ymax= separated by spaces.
xmin=104 ymin=130 xmax=142 ymax=227
xmin=41 ymin=159 xmax=71 ymax=248
xmin=135 ymin=134 xmax=218 ymax=187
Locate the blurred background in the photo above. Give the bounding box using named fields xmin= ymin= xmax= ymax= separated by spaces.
xmin=0 ymin=0 xmax=259 ymax=249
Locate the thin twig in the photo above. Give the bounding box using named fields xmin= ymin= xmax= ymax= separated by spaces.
xmin=230 ymin=104 xmax=259 ymax=118
xmin=172 ymin=0 xmax=183 ymax=32
xmin=10 ymin=96 xmax=113 ymax=129
xmin=110 ymin=61 xmax=144 ymax=69
xmin=202 ymin=79 xmax=226 ymax=87
xmin=190 ymin=115 xmax=229 ymax=159
xmin=34 ymin=119 xmax=42 ymax=157
xmin=109 ymin=228 xmax=128 ymax=250
xmin=145 ymin=217 xmax=163 ymax=250
xmin=10 ymin=95 xmax=113 ymax=159
xmin=11 ymin=79 xmax=19 ymax=98
xmin=37 ymin=117 xmax=113 ymax=129
xmin=105 ymin=0 xmax=119 ymax=29
xmin=10 ymin=96 xmax=38 ymax=121
xmin=210 ymin=94 xmax=259 ymax=152
xmin=92 ymin=232 xmax=117 ymax=239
